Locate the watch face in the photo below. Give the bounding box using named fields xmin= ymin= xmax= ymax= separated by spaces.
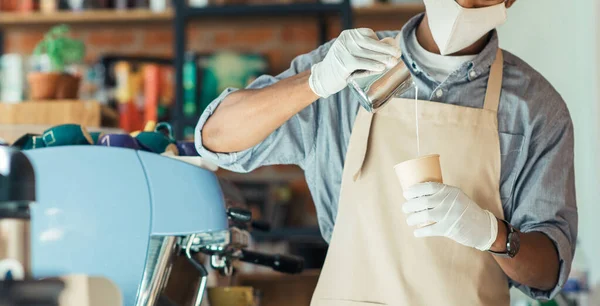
xmin=508 ymin=232 xmax=520 ymax=257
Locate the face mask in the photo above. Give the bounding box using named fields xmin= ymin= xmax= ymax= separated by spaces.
xmin=423 ymin=0 xmax=507 ymax=56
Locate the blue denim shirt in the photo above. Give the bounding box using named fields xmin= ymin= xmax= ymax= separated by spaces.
xmin=195 ymin=14 xmax=577 ymax=300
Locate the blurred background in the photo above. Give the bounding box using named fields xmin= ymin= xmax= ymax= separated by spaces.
xmin=0 ymin=0 xmax=597 ymax=305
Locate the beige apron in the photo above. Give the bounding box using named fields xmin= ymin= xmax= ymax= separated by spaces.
xmin=311 ymin=49 xmax=509 ymax=306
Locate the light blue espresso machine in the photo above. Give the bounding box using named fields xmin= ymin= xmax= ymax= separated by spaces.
xmin=23 ymin=146 xmax=303 ymax=306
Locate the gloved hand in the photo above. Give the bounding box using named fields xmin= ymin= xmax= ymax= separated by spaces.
xmin=402 ymin=182 xmax=499 ymax=251
xmin=309 ymin=28 xmax=402 ymax=98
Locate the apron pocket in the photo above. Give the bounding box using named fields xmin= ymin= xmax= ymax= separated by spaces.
xmin=499 ymin=132 xmax=525 ymax=201
xmin=318 ymin=298 xmax=388 ymax=306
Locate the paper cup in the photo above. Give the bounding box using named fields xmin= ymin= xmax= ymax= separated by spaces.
xmin=393 ymin=154 xmax=443 ymax=190
xmin=394 ymin=154 xmax=443 ymax=227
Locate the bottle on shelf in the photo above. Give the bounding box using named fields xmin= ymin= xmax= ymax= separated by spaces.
xmin=563 ymin=241 xmax=590 ymax=306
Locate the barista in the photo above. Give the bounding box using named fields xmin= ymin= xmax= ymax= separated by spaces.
xmin=195 ymin=0 xmax=577 ymax=304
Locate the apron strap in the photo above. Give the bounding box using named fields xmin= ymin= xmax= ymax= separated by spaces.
xmin=482 ymin=49 xmax=504 ymax=112
xmin=350 ymin=109 xmax=375 ymax=181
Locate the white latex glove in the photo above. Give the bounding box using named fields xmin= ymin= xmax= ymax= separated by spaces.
xmin=402 ymin=182 xmax=498 ymax=251
xmin=309 ymin=28 xmax=402 ymax=98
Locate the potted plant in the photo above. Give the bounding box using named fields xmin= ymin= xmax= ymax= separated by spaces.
xmin=28 ymin=24 xmax=85 ymax=100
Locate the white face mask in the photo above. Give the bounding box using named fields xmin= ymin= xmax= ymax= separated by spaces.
xmin=423 ymin=0 xmax=507 ymax=56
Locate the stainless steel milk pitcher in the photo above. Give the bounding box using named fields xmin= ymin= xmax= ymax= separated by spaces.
xmin=349 ymin=56 xmax=413 ymax=113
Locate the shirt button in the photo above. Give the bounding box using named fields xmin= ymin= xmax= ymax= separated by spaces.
xmin=435 ymin=89 xmax=443 ymax=98
xmin=470 ymin=70 xmax=477 ymax=78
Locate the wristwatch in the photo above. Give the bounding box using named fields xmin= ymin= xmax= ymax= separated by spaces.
xmin=489 ymin=219 xmax=520 ymax=258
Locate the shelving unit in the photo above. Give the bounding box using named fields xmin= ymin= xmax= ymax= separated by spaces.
xmin=354 ymin=2 xmax=424 ymax=16
xmin=170 ymin=0 xmax=354 ymax=139
xmin=0 ymin=4 xmax=424 ymax=26
xmin=0 ymin=2 xmax=425 ymax=139
xmin=0 ymin=9 xmax=173 ymax=25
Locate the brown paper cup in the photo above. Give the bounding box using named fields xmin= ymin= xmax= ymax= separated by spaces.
xmin=394 ymin=154 xmax=443 ymax=227
xmin=393 ymin=154 xmax=443 ymax=190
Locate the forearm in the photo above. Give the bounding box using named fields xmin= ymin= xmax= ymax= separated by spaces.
xmin=202 ymin=70 xmax=317 ymax=153
xmin=490 ymin=218 xmax=559 ymax=291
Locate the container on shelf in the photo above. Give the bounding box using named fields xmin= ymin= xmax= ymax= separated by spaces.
xmin=189 ymin=0 xmax=209 ymax=7
xmin=564 ymin=242 xmax=590 ymax=306
xmin=67 ymin=0 xmax=85 ymax=11
xmin=182 ymin=52 xmax=198 ymax=118
xmin=1 ymin=54 xmax=26 ymax=103
xmin=350 ymin=0 xmax=374 ymax=7
xmin=115 ymin=0 xmax=128 ymax=10
xmin=18 ymin=0 xmax=35 ymax=12
xmin=388 ymin=0 xmax=422 ymax=3
xmin=0 ymin=0 xmax=18 ymax=11
xmin=55 ymin=74 xmax=81 ymax=100
xmin=135 ymin=0 xmax=149 ymax=7
xmin=149 ymin=0 xmax=168 ymax=12
xmin=39 ymin=0 xmax=58 ymax=13
xmin=89 ymin=0 xmax=110 ymax=8
xmin=27 ymin=72 xmax=61 ymax=100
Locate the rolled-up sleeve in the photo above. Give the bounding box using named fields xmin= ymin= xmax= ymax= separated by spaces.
xmin=509 ymin=107 xmax=578 ymax=300
xmin=195 ymin=41 xmax=333 ymax=172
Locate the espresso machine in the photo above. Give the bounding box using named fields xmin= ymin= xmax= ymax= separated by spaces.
xmin=0 ymin=146 xmax=65 ymax=305
xmin=20 ymin=145 xmax=303 ymax=306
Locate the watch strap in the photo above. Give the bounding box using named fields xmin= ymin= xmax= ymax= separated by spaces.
xmin=488 ymin=219 xmax=516 ymax=258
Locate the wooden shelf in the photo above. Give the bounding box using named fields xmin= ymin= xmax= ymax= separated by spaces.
xmin=354 ymin=3 xmax=425 ymax=16
xmin=0 ymin=100 xmax=120 ymax=143
xmin=0 ymin=4 xmax=422 ymax=26
xmin=0 ymin=9 xmax=173 ymax=26
xmin=0 ymin=100 xmax=118 ymax=125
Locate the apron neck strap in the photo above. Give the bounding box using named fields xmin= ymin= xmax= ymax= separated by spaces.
xmin=482 ymin=49 xmax=504 ymax=112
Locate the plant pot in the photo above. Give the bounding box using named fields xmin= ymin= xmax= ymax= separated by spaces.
xmin=55 ymin=74 xmax=81 ymax=100
xmin=27 ymin=72 xmax=61 ymax=100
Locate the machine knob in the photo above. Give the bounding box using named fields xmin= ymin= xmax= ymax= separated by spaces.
xmin=227 ymin=208 xmax=252 ymax=223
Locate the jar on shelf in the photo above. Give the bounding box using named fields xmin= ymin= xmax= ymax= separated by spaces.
xmin=39 ymin=0 xmax=58 ymax=13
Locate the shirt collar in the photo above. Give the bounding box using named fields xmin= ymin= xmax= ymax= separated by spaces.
xmin=398 ymin=13 xmax=500 ymax=84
